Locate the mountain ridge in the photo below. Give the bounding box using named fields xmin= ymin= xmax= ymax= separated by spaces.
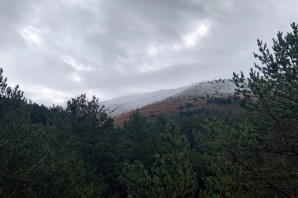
xmin=101 ymin=79 xmax=236 ymax=117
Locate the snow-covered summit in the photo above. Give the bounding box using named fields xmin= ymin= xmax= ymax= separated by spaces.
xmin=102 ymin=79 xmax=236 ymax=116
xmin=173 ymin=79 xmax=236 ymax=99
xmin=101 ymin=86 xmax=188 ymax=116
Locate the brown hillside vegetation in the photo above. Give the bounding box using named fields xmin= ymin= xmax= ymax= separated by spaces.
xmin=113 ymin=97 xmax=241 ymax=126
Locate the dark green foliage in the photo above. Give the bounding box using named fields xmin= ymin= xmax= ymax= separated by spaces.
xmin=30 ymin=103 xmax=49 ymax=125
xmin=194 ymin=117 xmax=260 ymax=197
xmin=206 ymin=97 xmax=232 ymax=105
xmin=232 ymin=23 xmax=298 ymax=197
xmin=66 ymin=93 xmax=113 ymax=139
xmin=120 ymin=125 xmax=198 ymax=198
xmin=0 ymin=68 xmax=24 ymax=100
xmin=120 ymin=110 xmax=161 ymax=166
xmin=0 ymin=69 xmax=107 ymax=197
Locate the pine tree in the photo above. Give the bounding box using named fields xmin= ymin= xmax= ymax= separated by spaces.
xmin=0 ymin=70 xmax=108 ymax=197
xmin=0 ymin=68 xmax=24 ymax=100
xmin=121 ymin=125 xmax=198 ymax=198
xmin=231 ymin=23 xmax=298 ymax=197
xmin=121 ymin=110 xmax=159 ymax=165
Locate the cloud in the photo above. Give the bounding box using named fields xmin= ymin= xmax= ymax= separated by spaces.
xmin=61 ymin=55 xmax=93 ymax=71
xmin=0 ymin=0 xmax=297 ymax=106
xmin=19 ymin=26 xmax=44 ymax=47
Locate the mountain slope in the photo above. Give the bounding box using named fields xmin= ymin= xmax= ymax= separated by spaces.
xmin=101 ymin=86 xmax=189 ymax=116
xmin=172 ymin=79 xmax=235 ymax=99
xmin=102 ymin=79 xmax=236 ymax=117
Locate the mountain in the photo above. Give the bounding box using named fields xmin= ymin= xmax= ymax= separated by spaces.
xmin=102 ymin=79 xmax=236 ymax=117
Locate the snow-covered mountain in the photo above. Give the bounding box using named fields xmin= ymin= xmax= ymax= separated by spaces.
xmin=101 ymin=86 xmax=188 ymax=116
xmin=173 ymin=79 xmax=235 ymax=98
xmin=102 ymin=79 xmax=236 ymax=116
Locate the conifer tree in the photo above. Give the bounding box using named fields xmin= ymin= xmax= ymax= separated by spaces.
xmin=0 ymin=70 xmax=108 ymax=197
xmin=121 ymin=125 xmax=198 ymax=198
xmin=232 ymin=22 xmax=298 ymax=197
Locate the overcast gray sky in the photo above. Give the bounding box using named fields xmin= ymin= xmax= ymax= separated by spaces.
xmin=0 ymin=0 xmax=297 ymax=105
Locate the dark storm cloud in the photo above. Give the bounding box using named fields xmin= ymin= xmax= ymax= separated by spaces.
xmin=0 ymin=0 xmax=297 ymax=105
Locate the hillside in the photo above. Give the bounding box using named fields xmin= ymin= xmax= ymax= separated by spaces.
xmin=102 ymin=79 xmax=237 ymax=118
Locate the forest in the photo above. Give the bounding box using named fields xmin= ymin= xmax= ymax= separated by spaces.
xmin=0 ymin=24 xmax=298 ymax=197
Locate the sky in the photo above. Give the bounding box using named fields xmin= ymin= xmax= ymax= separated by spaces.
xmin=0 ymin=0 xmax=297 ymax=106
